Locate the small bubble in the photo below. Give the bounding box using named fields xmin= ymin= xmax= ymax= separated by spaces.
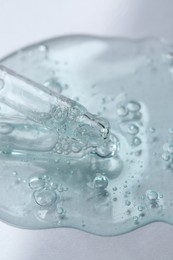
xmin=0 ymin=79 xmax=4 ymax=90
xmin=112 ymin=187 xmax=117 ymax=191
xmin=127 ymin=101 xmax=141 ymax=112
xmin=34 ymin=189 xmax=58 ymax=207
xmin=162 ymin=153 xmax=170 ymax=161
xmin=57 ymin=184 xmax=64 ymax=192
xmin=133 ymin=216 xmax=139 ymax=225
xmin=94 ymin=175 xmax=108 ymax=190
xmin=149 ymin=127 xmax=156 ymax=133
xmin=49 ymin=182 xmax=58 ymax=190
xmin=167 ymin=144 xmax=173 ymax=154
xmin=125 ymin=200 xmax=131 ymax=206
xmin=126 ymin=210 xmax=131 ymax=215
xmin=169 ymin=128 xmax=173 ymax=134
xmin=95 ymin=134 xmax=120 ymax=158
xmin=71 ymin=141 xmax=83 ymax=153
xmin=57 ymin=207 xmax=66 ymax=218
xmin=68 ymin=106 xmax=81 ymax=120
xmin=38 ymin=44 xmax=48 ymax=52
xmin=29 ymin=176 xmax=45 ymax=190
xmin=135 ymin=150 xmax=142 ymax=156
xmin=0 ymin=123 xmax=14 ymax=134
xmin=146 ymin=190 xmax=158 ymax=201
xmin=163 ymin=142 xmax=169 ymax=152
xmin=12 ymin=171 xmax=17 ymax=177
xmin=117 ymin=106 xmax=128 ymax=117
xmin=44 ymin=78 xmax=62 ymax=94
xmin=128 ymin=124 xmax=139 ymax=135
xmin=132 ymin=137 xmax=141 ymax=146
xmin=102 ymin=98 xmax=106 ymax=104
xmin=138 ymin=205 xmax=145 ymax=211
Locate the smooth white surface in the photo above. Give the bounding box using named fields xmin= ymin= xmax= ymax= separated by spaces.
xmin=0 ymin=0 xmax=173 ymax=259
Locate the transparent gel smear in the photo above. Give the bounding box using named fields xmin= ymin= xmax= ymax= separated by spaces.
xmin=0 ymin=36 xmax=173 ymax=236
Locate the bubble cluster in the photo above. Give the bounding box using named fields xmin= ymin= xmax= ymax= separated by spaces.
xmin=117 ymin=100 xmax=141 ymax=121
xmin=95 ymin=134 xmax=120 ymax=158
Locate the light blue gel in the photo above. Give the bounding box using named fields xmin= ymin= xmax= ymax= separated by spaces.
xmin=0 ymin=36 xmax=173 ymax=236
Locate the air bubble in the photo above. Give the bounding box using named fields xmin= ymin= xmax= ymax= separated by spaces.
xmin=117 ymin=106 xmax=128 ymax=117
xmin=169 ymin=128 xmax=173 ymax=134
xmin=95 ymin=134 xmax=120 ymax=158
xmin=162 ymin=153 xmax=170 ymax=161
xmin=68 ymin=106 xmax=81 ymax=120
xmin=167 ymin=144 xmax=173 ymax=154
xmin=138 ymin=205 xmax=145 ymax=211
xmin=38 ymin=44 xmax=48 ymax=52
xmin=44 ymin=78 xmax=62 ymax=94
xmin=12 ymin=171 xmax=17 ymax=177
xmin=0 ymin=79 xmax=4 ymax=90
xmin=57 ymin=207 xmax=66 ymax=218
xmin=132 ymin=137 xmax=141 ymax=146
xmin=29 ymin=176 xmax=45 ymax=190
xmin=146 ymin=190 xmax=158 ymax=201
xmin=94 ymin=175 xmax=108 ymax=190
xmin=149 ymin=127 xmax=156 ymax=133
xmin=125 ymin=200 xmax=131 ymax=206
xmin=49 ymin=182 xmax=58 ymax=190
xmin=127 ymin=101 xmax=141 ymax=112
xmin=71 ymin=141 xmax=83 ymax=153
xmin=0 ymin=123 xmax=14 ymax=134
xmin=128 ymin=124 xmax=139 ymax=135
xmin=34 ymin=189 xmax=58 ymax=207
xmin=133 ymin=216 xmax=139 ymax=225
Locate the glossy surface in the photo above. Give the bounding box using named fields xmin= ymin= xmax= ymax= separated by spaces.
xmin=0 ymin=36 xmax=173 ymax=235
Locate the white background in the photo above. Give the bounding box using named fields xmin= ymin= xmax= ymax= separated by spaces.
xmin=0 ymin=0 xmax=173 ymax=259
